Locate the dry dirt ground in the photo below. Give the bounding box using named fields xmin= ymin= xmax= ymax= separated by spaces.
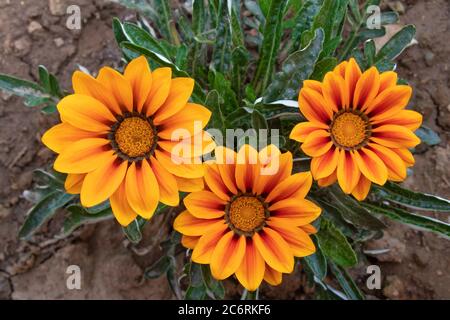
xmin=0 ymin=0 xmax=449 ymax=299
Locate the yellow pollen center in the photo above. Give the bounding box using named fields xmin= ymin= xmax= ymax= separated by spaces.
xmin=331 ymin=112 xmax=368 ymax=148
xmin=114 ymin=117 xmax=155 ymax=158
xmin=228 ymin=196 xmax=266 ymax=233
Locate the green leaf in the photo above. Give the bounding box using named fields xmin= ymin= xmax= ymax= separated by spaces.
xmin=122 ymin=22 xmax=170 ymax=57
xmin=153 ymin=0 xmax=174 ymax=43
xmin=415 ymin=125 xmax=441 ymax=146
xmin=317 ymin=219 xmax=358 ymax=267
xmin=63 ymin=205 xmax=112 ymax=236
xmin=19 ymin=191 xmax=74 ymax=238
xmin=41 ymin=104 xmax=58 ymax=114
xmin=310 ymin=57 xmax=337 ymax=81
xmin=187 ymin=262 xmax=203 ymax=287
xmin=380 ymin=11 xmax=399 ymax=25
xmin=373 ymin=182 xmax=450 ymax=212
xmin=312 ymin=0 xmax=348 ymax=46
xmin=316 ymin=199 xmax=358 ymax=239
xmin=374 ymin=25 xmax=416 ymax=63
xmin=329 ymin=185 xmax=386 ymax=230
xmin=263 ymin=28 xmax=324 ymax=102
xmin=211 ymin=71 xmax=239 ymax=113
xmin=116 ymin=0 xmax=158 ymax=23
xmin=112 ymin=17 xmax=128 ymax=45
xmin=364 ymin=39 xmax=376 ymax=66
xmin=185 ymin=285 xmax=207 ymax=300
xmin=303 ymin=239 xmax=327 ymax=281
xmin=251 ymin=109 xmax=268 ymax=130
xmin=205 ymin=89 xmax=225 ymax=132
xmin=33 ymin=169 xmax=65 ymax=188
xmin=201 ymin=264 xmax=225 ymax=299
xmin=231 ymin=46 xmax=250 ymax=101
xmin=329 ymin=262 xmax=365 ymax=300
xmin=244 ymin=0 xmax=265 ymax=24
xmin=121 ymin=42 xmax=174 ymax=69
xmin=0 ymin=73 xmax=51 ymax=105
xmin=254 ymin=102 xmax=301 ymax=120
xmin=122 ymin=216 xmax=146 ymax=243
xmin=144 ymin=255 xmax=173 ymax=279
xmin=84 ymin=200 xmax=111 ymax=214
xmin=362 ymin=202 xmax=450 ymax=238
xmin=289 ymin=0 xmax=323 ymax=53
xmin=357 ymin=27 xmax=386 ymax=43
xmin=231 ymin=6 xmax=245 ymax=47
xmin=38 ymin=65 xmax=51 ymax=92
xmin=190 ymin=0 xmax=207 ymax=78
xmin=253 ymin=0 xmax=289 ymax=95
xmin=212 ymin=1 xmax=232 ymax=73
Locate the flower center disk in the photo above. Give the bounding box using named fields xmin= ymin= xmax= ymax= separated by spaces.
xmin=331 ymin=111 xmax=369 ymax=149
xmin=114 ymin=116 xmax=155 ymax=158
xmin=227 ymin=196 xmax=266 ymax=235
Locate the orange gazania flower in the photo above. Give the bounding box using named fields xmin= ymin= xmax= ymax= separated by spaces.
xmin=173 ymin=144 xmax=321 ymax=291
xmin=42 ymin=56 xmax=213 ymax=226
xmin=290 ymin=58 xmax=422 ymax=200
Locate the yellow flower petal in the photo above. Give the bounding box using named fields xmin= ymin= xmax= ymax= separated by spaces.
xmin=72 ymin=71 xmax=122 ymax=114
xmin=42 ymin=122 xmax=101 ymax=154
xmin=153 ymin=78 xmax=195 ymax=124
xmin=210 ymin=231 xmax=246 ymax=280
xmin=265 ymin=172 xmax=312 ymax=204
xmin=144 ymin=67 xmax=172 ymax=116
xmin=54 ymin=138 xmax=112 ymax=174
xmin=124 ymin=56 xmax=152 ymax=112
xmin=181 ymin=235 xmax=200 ymax=250
xmin=365 ymin=85 xmax=412 ymax=120
xmin=344 ymin=58 xmax=362 ymax=104
xmin=299 ymin=87 xmax=333 ymax=124
xmin=80 ymin=156 xmax=128 ymax=207
xmin=149 ymin=156 xmax=179 ymax=206
xmin=235 ymin=144 xmax=260 ymax=193
xmin=322 ymin=72 xmax=348 ymax=112
xmin=235 ymin=239 xmax=265 ymax=291
xmin=337 ymin=150 xmax=361 ymax=194
xmin=378 ymin=71 xmax=398 ymax=93
xmin=301 ymin=130 xmax=333 ymax=157
xmin=351 ymin=175 xmax=372 ymax=201
xmin=215 ymin=146 xmax=238 ymax=195
xmin=372 ymin=110 xmax=422 ymax=131
xmin=64 ymin=173 xmax=85 ymax=194
xmin=125 ymin=160 xmax=159 ymax=219
xmin=368 ymin=143 xmax=407 ymax=182
xmin=317 ymin=170 xmax=337 ymax=187
xmin=183 ymin=190 xmax=227 ymax=219
xmin=97 ymin=66 xmax=134 ymax=113
xmin=204 ymin=162 xmax=231 ymax=201
xmin=157 ymin=103 xmax=211 ymax=140
xmin=110 ymin=180 xmax=138 ymax=226
xmin=154 ymin=149 xmax=204 ymax=179
xmin=57 ymin=94 xmax=116 ymax=132
xmin=253 ymin=228 xmax=294 ymax=273
xmin=289 ymin=122 xmax=328 ymax=143
xmin=269 ymin=198 xmax=321 ymax=226
xmin=175 ymin=176 xmax=204 ymax=192
xmin=310 ymin=146 xmax=339 ymax=180
xmin=353 ymin=66 xmax=380 ymax=110
xmin=191 ymin=223 xmax=228 ymax=264
xmin=266 ymin=219 xmax=316 ymax=257
xmin=263 ymin=264 xmax=282 ymax=286
xmin=173 ymin=211 xmax=223 ymax=236
xmin=371 ymin=124 xmax=421 ymax=148
xmin=353 ymin=147 xmax=388 ymax=185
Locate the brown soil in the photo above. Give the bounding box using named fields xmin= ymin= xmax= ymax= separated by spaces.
xmin=0 ymin=0 xmax=448 ymax=299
